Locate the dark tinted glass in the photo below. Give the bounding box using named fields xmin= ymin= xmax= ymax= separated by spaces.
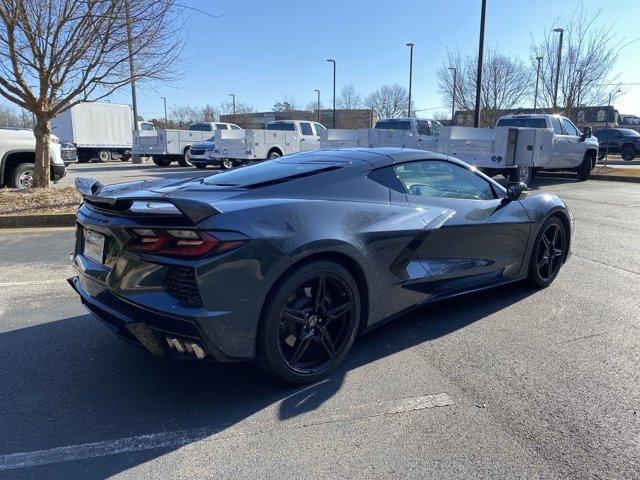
xmin=204 ymin=160 xmax=340 ymax=187
xmin=368 ymin=167 xmax=406 ymax=193
xmin=594 ymin=129 xmax=611 ymax=139
xmin=266 ymin=123 xmax=296 ymax=131
xmin=618 ymin=129 xmax=640 ymax=137
xmin=189 ymin=123 xmax=212 ymax=131
xmin=496 ymin=118 xmax=547 ymax=128
xmin=300 ymin=122 xmax=313 ymax=135
xmin=215 ymin=124 xmax=229 ymax=130
xmin=375 ymin=120 xmax=412 ymax=130
xmin=416 ymin=120 xmax=431 ymax=135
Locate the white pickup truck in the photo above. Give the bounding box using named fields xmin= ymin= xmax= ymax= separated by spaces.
xmin=212 ymin=120 xmax=326 ymax=163
xmin=0 ymin=127 xmax=65 ymax=189
xmin=132 ymin=122 xmax=240 ymax=167
xmin=321 ymin=114 xmax=599 ymax=183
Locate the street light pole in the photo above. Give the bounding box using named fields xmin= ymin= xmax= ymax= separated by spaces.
xmin=124 ymin=0 xmax=138 ymax=132
xmin=473 ymin=0 xmax=487 ymax=128
xmin=553 ymin=27 xmax=564 ymax=109
xmin=606 ymin=88 xmax=621 ymax=127
xmin=228 ymin=93 xmax=235 ymax=122
xmin=533 ymin=56 xmax=543 ymax=113
xmin=314 ymin=89 xmax=320 ymax=123
xmin=448 ymin=67 xmax=457 ymax=124
xmin=406 ymin=43 xmax=414 ymax=117
xmin=160 ymin=96 xmax=167 ymax=121
xmin=326 ymin=59 xmax=336 ymax=128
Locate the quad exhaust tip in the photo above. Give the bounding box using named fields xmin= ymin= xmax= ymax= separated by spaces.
xmin=165 ymin=337 xmax=207 ymax=359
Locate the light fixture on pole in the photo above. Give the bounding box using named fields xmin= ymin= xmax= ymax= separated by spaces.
xmin=406 ymin=43 xmax=414 ymax=117
xmin=448 ymin=67 xmax=457 ymax=124
xmin=552 ymin=27 xmax=564 ymax=109
xmin=326 ymin=59 xmax=336 ymax=128
xmin=606 ymin=88 xmax=621 ymax=127
xmin=228 ymin=93 xmax=235 ymax=122
xmin=314 ymin=89 xmax=321 ymax=123
xmin=533 ymin=56 xmax=543 ymax=113
xmin=160 ymin=96 xmax=167 ymax=121
xmin=473 ymin=0 xmax=487 ymax=128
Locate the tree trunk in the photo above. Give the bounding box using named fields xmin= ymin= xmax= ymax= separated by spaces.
xmin=32 ymin=115 xmax=51 ymax=189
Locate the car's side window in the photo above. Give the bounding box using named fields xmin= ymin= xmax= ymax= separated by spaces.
xmin=393 ymin=161 xmax=496 ymax=200
xmin=300 ymin=122 xmax=314 ymax=135
xmin=551 ymin=117 xmax=563 ymax=135
xmin=560 ymin=118 xmax=580 ymax=136
xmin=230 ymin=125 xmax=241 ymax=130
xmin=313 ymin=123 xmax=327 ymax=135
xmin=416 ymin=120 xmax=431 ymax=135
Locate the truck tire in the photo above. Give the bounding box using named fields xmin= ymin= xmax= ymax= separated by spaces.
xmin=177 ymin=149 xmax=191 ymax=167
xmin=221 ymin=158 xmax=235 ymax=170
xmin=576 ymin=153 xmax=593 ymax=181
xmin=267 ymin=149 xmax=282 ymax=160
xmin=510 ymin=165 xmax=533 ymax=185
xmin=10 ymin=163 xmax=35 ymax=190
xmin=621 ymin=145 xmax=637 ymax=161
xmin=97 ymin=150 xmax=111 ymax=162
xmin=152 ymin=156 xmax=172 ymax=167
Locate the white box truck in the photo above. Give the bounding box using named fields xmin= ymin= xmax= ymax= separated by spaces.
xmin=51 ymin=102 xmax=147 ymax=163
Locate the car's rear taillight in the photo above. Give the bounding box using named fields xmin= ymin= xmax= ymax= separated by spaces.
xmin=126 ymin=229 xmax=243 ymax=258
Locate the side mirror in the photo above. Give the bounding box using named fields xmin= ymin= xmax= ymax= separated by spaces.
xmin=580 ymin=126 xmax=592 ymax=141
xmin=506 ymin=182 xmax=528 ymax=201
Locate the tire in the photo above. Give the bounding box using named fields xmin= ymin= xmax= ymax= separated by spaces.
xmin=257 ymin=260 xmax=362 ymax=384
xmin=527 ymin=216 xmax=566 ymax=288
xmin=267 ymin=149 xmax=281 ymax=160
xmin=194 ymin=163 xmax=207 ymax=169
xmin=221 ymin=158 xmax=235 ymax=170
xmin=177 ymin=149 xmax=191 ymax=167
xmin=10 ymin=163 xmax=35 ymax=190
xmin=576 ymin=153 xmax=593 ymax=181
xmin=152 ymin=156 xmax=172 ymax=167
xmin=97 ymin=150 xmax=111 ymax=162
xmin=510 ymin=165 xmax=532 ymax=185
xmin=621 ymin=145 xmax=636 ymax=161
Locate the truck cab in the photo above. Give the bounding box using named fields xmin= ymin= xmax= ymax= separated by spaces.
xmin=374 ymin=117 xmax=442 ymax=136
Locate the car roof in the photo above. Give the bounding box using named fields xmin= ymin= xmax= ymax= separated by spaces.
xmin=282 ymin=147 xmax=449 ymax=168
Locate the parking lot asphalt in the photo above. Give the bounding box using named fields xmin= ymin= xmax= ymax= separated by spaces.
xmin=1 ymin=176 xmax=639 ymax=479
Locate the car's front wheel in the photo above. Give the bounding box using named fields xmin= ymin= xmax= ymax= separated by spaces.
xmin=527 ymin=216 xmax=566 ymax=288
xmin=257 ymin=260 xmax=361 ymax=383
xmin=621 ymin=145 xmax=637 ymax=161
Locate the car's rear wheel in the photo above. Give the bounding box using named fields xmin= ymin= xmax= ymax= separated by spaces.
xmin=177 ymin=149 xmax=191 ymax=167
xmin=97 ymin=150 xmax=111 ymax=162
xmin=267 ymin=149 xmax=281 ymax=160
xmin=621 ymin=145 xmax=636 ymax=161
xmin=510 ymin=165 xmax=532 ymax=185
xmin=527 ymin=217 xmax=566 ymax=288
xmin=257 ymin=260 xmax=361 ymax=383
xmin=221 ymin=158 xmax=234 ymax=170
xmin=152 ymin=156 xmax=172 ymax=167
xmin=10 ymin=163 xmax=34 ymax=189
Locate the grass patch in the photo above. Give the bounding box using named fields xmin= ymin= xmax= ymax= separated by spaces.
xmin=0 ymin=187 xmax=81 ymax=216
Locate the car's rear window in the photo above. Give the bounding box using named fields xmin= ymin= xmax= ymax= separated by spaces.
xmin=375 ymin=120 xmax=411 ymax=130
xmin=266 ymin=123 xmax=296 ymax=131
xmin=203 ymin=160 xmax=341 ymax=188
xmin=496 ymin=118 xmax=548 ymax=128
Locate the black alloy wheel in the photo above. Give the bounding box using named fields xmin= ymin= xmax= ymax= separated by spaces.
xmin=528 ymin=217 xmax=565 ymax=288
xmin=258 ymin=261 xmax=361 ymax=383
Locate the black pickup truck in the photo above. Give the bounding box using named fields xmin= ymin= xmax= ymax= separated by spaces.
xmin=594 ymin=128 xmax=640 ymax=161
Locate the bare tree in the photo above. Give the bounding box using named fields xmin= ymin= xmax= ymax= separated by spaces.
xmin=0 ymin=0 xmax=183 ymax=188
xmin=273 ymin=94 xmax=302 ymax=113
xmin=168 ymin=104 xmax=200 ymax=129
xmin=0 ymin=102 xmax=31 ymax=127
xmin=219 ymin=99 xmax=254 ymax=115
xmin=337 ymin=84 xmax=361 ymax=110
xmin=530 ymin=5 xmax=626 ymax=114
xmin=200 ymin=103 xmax=217 ymax=122
xmin=365 ymin=84 xmax=412 ymax=119
xmin=437 ymin=49 xmax=532 ymax=126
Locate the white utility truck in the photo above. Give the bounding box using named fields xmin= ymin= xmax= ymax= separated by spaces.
xmin=0 ymin=127 xmax=64 ymax=189
xmin=52 ymin=102 xmax=149 ymax=163
xmin=133 ymin=122 xmax=240 ymax=167
xmin=320 ymin=114 xmax=599 ymax=183
xmin=212 ymin=120 xmax=326 ymax=163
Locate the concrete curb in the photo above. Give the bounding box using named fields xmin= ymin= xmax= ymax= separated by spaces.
xmin=0 ymin=213 xmax=76 ymax=229
xmin=537 ymin=172 xmax=640 ymax=184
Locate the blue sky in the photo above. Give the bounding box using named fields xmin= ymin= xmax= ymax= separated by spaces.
xmin=5 ymin=0 xmax=640 ymax=119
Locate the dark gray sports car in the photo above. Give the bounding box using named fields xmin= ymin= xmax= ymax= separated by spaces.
xmin=69 ymin=148 xmax=573 ymax=383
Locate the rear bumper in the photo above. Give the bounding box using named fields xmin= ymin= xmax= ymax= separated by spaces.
xmin=68 ymin=269 xmax=244 ymax=363
xmin=189 ymin=153 xmax=221 ymax=166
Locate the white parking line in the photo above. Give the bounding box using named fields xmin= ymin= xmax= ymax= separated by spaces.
xmin=0 ymin=393 xmax=453 ymax=471
xmin=0 ymin=279 xmax=65 ymax=287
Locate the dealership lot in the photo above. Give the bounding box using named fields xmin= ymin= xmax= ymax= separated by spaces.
xmin=0 ymin=177 xmax=639 ymax=479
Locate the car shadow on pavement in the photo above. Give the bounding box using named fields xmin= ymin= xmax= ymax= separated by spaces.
xmin=0 ymin=281 xmax=536 ymax=479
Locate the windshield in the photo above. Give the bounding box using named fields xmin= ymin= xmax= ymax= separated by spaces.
xmin=375 ymin=120 xmax=411 ymax=130
xmin=266 ymin=122 xmax=295 ymax=131
xmin=618 ymin=129 xmax=640 ymax=137
xmin=496 ymin=118 xmax=548 ymax=128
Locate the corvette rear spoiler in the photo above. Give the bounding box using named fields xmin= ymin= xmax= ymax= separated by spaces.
xmin=74 ymin=177 xmax=221 ymax=223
